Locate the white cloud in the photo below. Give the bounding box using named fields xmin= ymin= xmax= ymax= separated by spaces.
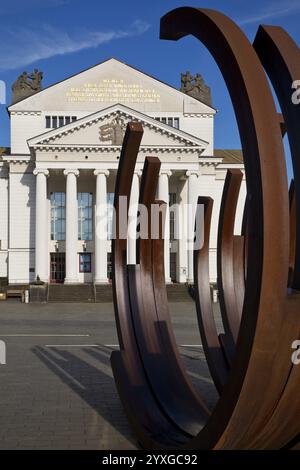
xmin=239 ymin=0 xmax=300 ymax=25
xmin=0 ymin=20 xmax=150 ymax=71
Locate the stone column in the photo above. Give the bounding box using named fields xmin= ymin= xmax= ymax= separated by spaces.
xmin=94 ymin=170 xmax=109 ymax=283
xmin=158 ymin=170 xmax=172 ymax=283
xmin=33 ymin=168 xmax=49 ymax=282
xmin=63 ymin=169 xmax=79 ymax=284
xmin=186 ymin=171 xmax=199 ymax=283
xmin=127 ymin=170 xmax=140 ymax=264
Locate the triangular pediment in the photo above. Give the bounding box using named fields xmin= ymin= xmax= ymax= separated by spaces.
xmin=27 ymin=104 xmax=208 ymax=150
xmin=9 ymin=58 xmax=216 ymax=115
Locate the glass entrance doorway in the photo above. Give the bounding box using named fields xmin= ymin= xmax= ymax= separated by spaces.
xmin=50 ymin=253 xmax=65 ymax=283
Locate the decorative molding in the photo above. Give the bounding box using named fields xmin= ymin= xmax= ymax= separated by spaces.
xmin=186 ymin=170 xmax=200 ymax=177
xmin=93 ymin=169 xmax=110 ymax=177
xmin=33 ymin=168 xmax=49 ymax=177
xmin=183 ymin=113 xmax=214 ymax=118
xmin=63 ymin=169 xmax=79 ymax=177
xmin=33 ymin=145 xmax=202 ymax=154
xmin=10 ymin=111 xmax=41 ymax=116
xmin=159 ymin=170 xmax=172 ymax=177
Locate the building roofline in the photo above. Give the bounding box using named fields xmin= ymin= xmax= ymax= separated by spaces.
xmin=8 ymin=57 xmax=217 ymax=113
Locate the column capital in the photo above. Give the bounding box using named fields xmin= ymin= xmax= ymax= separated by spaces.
xmin=134 ymin=170 xmax=142 ymax=178
xmin=159 ymin=169 xmax=172 ymax=177
xmin=186 ymin=170 xmax=199 ymax=178
xmin=94 ymin=169 xmax=110 ymax=177
xmin=63 ymin=169 xmax=79 ymax=177
xmin=33 ymin=168 xmax=49 ymax=177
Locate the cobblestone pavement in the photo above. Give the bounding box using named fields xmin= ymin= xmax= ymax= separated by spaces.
xmin=0 ymin=301 xmax=222 ymax=449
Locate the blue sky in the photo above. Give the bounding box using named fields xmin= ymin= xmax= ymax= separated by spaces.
xmin=0 ymin=0 xmax=299 ymax=176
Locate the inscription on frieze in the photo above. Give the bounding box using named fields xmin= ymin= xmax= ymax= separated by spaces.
xmin=66 ymin=79 xmax=161 ymax=103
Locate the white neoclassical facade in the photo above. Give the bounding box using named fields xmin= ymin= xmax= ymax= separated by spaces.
xmin=0 ymin=58 xmax=245 ymax=286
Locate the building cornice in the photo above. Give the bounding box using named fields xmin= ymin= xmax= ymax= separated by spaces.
xmin=28 ymin=104 xmax=209 ymax=150
xmin=10 ymin=111 xmax=41 ymax=116
xmin=33 ymin=144 xmax=204 ymax=154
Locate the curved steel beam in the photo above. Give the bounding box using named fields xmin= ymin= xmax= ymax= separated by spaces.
xmin=111 ymin=123 xmax=189 ymax=448
xmin=253 ymin=25 xmax=300 ymax=290
xmin=194 ymin=196 xmax=229 ymax=393
xmin=160 ymin=7 xmax=289 ymax=449
xmin=217 ymin=169 xmax=243 ymax=349
xmin=131 ymin=157 xmax=209 ymax=436
xmin=112 ymin=7 xmax=293 ymax=449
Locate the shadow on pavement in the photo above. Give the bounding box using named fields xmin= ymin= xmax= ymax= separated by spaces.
xmin=32 ymin=345 xmax=138 ymax=448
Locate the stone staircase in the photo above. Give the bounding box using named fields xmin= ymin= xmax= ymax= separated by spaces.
xmin=166 ymin=283 xmax=194 ymax=302
xmin=95 ymin=284 xmax=113 ymax=303
xmin=47 ymin=284 xmax=95 ymax=302
xmin=32 ymin=282 xmax=193 ymax=303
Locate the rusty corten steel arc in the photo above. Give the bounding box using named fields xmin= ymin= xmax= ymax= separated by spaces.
xmin=111 ymin=124 xmax=211 ymax=448
xmin=129 ymin=156 xmax=210 ymax=436
xmin=253 ymin=26 xmax=300 ymax=291
xmin=111 ymin=123 xmax=190 ymax=448
xmin=193 ymin=196 xmax=229 ymax=394
xmin=159 ymin=7 xmax=292 ymax=450
xmin=289 ymin=180 xmax=296 ymax=287
xmin=194 ymin=169 xmax=246 ymax=388
xmin=216 ymin=169 xmax=243 ymax=366
xmin=111 ymin=7 xmax=300 ymax=449
xmin=217 ymin=169 xmax=243 ymax=346
xmin=234 ymin=25 xmax=300 ymax=450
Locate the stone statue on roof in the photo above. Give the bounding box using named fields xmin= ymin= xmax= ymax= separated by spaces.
xmin=12 ymin=69 xmax=43 ymax=104
xmin=180 ymin=71 xmax=212 ymax=106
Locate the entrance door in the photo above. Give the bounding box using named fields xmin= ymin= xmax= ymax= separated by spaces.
xmin=50 ymin=253 xmax=65 ymax=283
xmin=170 ymin=252 xmax=177 ymax=283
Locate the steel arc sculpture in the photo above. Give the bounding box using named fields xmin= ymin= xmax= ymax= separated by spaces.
xmin=110 ymin=8 xmax=300 ymax=449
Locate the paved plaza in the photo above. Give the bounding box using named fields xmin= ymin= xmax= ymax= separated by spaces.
xmin=0 ymin=301 xmax=221 ymax=449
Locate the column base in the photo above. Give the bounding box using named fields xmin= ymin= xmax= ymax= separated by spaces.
xmin=94 ymin=278 xmax=109 ymax=284
xmin=64 ymin=278 xmax=80 ymax=285
xmin=187 ymin=278 xmax=194 ymax=284
xmin=165 ymin=277 xmax=172 ymax=284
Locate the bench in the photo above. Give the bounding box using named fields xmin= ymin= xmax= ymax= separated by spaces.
xmin=6 ymin=289 xmax=24 ymax=302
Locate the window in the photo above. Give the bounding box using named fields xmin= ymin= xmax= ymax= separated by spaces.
xmin=107 ymin=193 xmax=114 ymax=240
xmin=169 ymin=193 xmax=177 ymax=241
xmin=45 ymin=115 xmax=77 ymax=128
xmin=78 ymin=192 xmax=93 ymax=240
xmin=154 ymin=117 xmax=180 ymax=129
xmin=79 ymin=253 xmax=91 ymax=273
xmin=50 ymin=192 xmax=66 ymax=240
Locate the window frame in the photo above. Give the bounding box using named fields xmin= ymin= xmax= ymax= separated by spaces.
xmin=50 ymin=192 xmax=66 ymax=241
xmin=78 ymin=192 xmax=93 ymax=241
xmin=79 ymin=252 xmax=92 ymax=273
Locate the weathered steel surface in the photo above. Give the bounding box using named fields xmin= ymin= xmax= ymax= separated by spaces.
xmin=217 ymin=169 xmax=243 ymax=347
xmin=194 ymin=196 xmax=229 ymax=393
xmin=110 ymin=8 xmax=300 ymax=450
